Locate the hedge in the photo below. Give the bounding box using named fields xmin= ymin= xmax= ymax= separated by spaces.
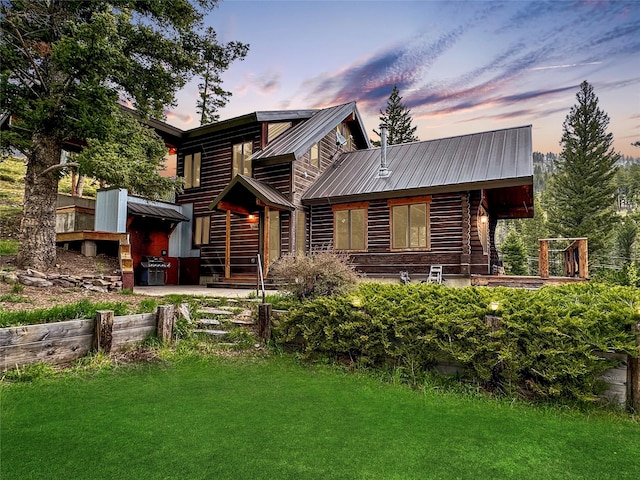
xmin=273 ymin=282 xmax=640 ymax=402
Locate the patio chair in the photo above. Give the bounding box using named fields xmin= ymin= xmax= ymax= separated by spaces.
xmin=425 ymin=265 xmax=443 ymax=284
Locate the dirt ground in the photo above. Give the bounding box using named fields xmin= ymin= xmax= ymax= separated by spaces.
xmin=0 ymin=248 xmax=148 ymax=313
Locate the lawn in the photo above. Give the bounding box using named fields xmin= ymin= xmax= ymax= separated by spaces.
xmin=2 ymin=355 xmax=639 ymax=480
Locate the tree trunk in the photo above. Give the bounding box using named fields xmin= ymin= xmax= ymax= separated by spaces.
xmin=76 ymin=174 xmax=86 ymax=197
xmin=17 ymin=133 xmax=62 ymax=270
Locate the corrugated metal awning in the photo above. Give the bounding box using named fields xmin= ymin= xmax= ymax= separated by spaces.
xmin=209 ymin=175 xmax=296 ymax=212
xmin=127 ymin=203 xmax=189 ymax=222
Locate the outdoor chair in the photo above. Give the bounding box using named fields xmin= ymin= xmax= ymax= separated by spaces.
xmin=424 ymin=265 xmax=443 ymax=284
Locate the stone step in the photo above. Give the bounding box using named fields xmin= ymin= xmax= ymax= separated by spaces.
xmin=193 ymin=329 xmax=228 ymax=336
xmin=198 ymin=318 xmax=221 ymax=326
xmin=230 ymin=318 xmax=253 ymax=326
xmin=198 ymin=307 xmax=234 ymax=315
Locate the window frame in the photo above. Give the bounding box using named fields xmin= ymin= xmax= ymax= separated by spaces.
xmin=388 ymin=196 xmax=431 ymax=251
xmin=332 ymin=202 xmax=368 ymax=252
xmin=183 ymin=151 xmax=201 ymax=189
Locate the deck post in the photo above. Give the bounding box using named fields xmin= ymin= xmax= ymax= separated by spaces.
xmin=539 ymin=239 xmax=549 ymax=278
xmin=578 ymin=239 xmax=589 ymax=279
xmin=93 ymin=310 xmax=114 ymax=353
xmin=225 ymin=210 xmax=231 ymax=279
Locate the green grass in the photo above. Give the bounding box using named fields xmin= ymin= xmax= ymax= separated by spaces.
xmin=2 ymin=355 xmax=638 ymax=480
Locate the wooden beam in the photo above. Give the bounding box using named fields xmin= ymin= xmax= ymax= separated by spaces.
xmin=218 ymin=201 xmax=251 ymax=216
xmin=539 ymin=239 xmax=549 ymax=278
xmin=578 ymin=238 xmax=589 ymax=279
xmin=93 ymin=310 xmax=114 ymax=353
xmin=225 ymin=210 xmax=231 ymax=279
xmin=156 ymin=305 xmax=175 ymax=344
xmin=627 ymin=323 xmax=640 ymax=413
xmin=263 ymin=206 xmax=270 ymax=278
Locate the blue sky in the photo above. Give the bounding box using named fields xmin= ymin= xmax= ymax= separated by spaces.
xmin=167 ymin=0 xmax=640 ymax=156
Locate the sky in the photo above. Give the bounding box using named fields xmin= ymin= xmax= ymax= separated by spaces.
xmin=166 ymin=0 xmax=640 ymax=157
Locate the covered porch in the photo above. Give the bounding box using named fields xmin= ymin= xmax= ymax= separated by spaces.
xmin=208 ymin=175 xmax=295 ymax=284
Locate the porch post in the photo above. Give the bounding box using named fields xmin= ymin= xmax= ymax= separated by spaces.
xmin=460 ymin=193 xmax=471 ymax=276
xmin=539 ymin=239 xmax=549 ymax=278
xmin=578 ymin=238 xmax=588 ymax=279
xmin=263 ymin=205 xmax=270 ymax=278
xmin=225 ymin=210 xmax=231 ymax=279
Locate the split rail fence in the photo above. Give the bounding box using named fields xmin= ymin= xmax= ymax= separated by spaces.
xmin=0 ymin=305 xmax=175 ymax=372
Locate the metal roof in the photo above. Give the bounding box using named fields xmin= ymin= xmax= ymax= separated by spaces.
xmin=251 ymin=102 xmax=371 ymax=163
xmin=127 ymin=202 xmax=189 ymax=222
xmin=302 ymin=125 xmax=533 ymax=205
xmin=184 ymin=109 xmax=318 ymax=139
xmin=209 ymin=175 xmax=296 ymax=212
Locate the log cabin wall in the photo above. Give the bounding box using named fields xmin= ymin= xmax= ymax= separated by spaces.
xmin=177 ymin=123 xmax=262 ymax=279
xmin=308 ymin=190 xmax=490 ymax=277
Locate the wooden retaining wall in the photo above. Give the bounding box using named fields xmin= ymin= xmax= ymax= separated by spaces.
xmin=0 ymin=306 xmax=174 ymax=372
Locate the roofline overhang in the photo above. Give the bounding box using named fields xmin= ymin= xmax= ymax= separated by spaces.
xmin=301 ymin=176 xmax=533 ymax=206
xmin=209 ymin=175 xmax=296 ymax=212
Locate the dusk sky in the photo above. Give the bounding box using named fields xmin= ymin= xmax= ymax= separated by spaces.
xmin=167 ymin=0 xmax=640 ymax=157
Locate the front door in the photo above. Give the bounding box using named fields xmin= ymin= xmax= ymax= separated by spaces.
xmin=259 ymin=208 xmax=280 ymax=275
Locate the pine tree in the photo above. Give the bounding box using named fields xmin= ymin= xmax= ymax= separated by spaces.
xmin=545 ymin=81 xmax=620 ymax=259
xmin=372 ymin=85 xmax=419 ymax=146
xmin=500 ymin=229 xmax=529 ymax=275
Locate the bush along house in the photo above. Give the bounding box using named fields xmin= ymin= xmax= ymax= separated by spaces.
xmin=165 ymin=101 xmax=533 ymax=286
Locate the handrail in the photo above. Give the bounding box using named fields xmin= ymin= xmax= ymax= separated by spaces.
xmin=256 ymin=254 xmax=266 ymax=303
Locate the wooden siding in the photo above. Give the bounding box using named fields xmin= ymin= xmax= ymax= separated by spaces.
xmin=309 ymin=191 xmax=490 ymax=277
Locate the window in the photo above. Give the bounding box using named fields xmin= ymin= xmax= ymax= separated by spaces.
xmin=310 ymin=142 xmax=320 ymax=168
xmin=194 ymin=216 xmax=210 ymax=246
xmin=268 ymin=210 xmax=280 ymax=265
xmin=296 ymin=210 xmax=306 ymax=255
xmin=333 ymin=203 xmax=368 ymax=251
xmin=232 ymin=141 xmax=252 ymax=178
xmin=184 ymin=152 xmax=201 ymax=189
xmin=389 ymin=197 xmax=430 ymax=250
xmin=267 ymin=122 xmax=292 ymax=143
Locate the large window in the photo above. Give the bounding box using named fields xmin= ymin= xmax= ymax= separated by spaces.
xmin=267 ymin=122 xmax=292 ymax=143
xmin=333 ymin=203 xmax=368 ymax=251
xmin=389 ymin=197 xmax=430 ymax=250
xmin=268 ymin=210 xmax=280 ymax=265
xmin=184 ymin=152 xmax=201 ymax=189
xmin=194 ymin=216 xmax=210 ymax=246
xmin=310 ymin=142 xmax=320 ymax=168
xmin=232 ymin=141 xmax=252 ymax=178
xmin=296 ymin=210 xmax=306 ymax=255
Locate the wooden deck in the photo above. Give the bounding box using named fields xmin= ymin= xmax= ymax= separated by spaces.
xmin=471 ymin=275 xmax=588 ymax=289
xmin=56 ymin=230 xmax=128 ymax=243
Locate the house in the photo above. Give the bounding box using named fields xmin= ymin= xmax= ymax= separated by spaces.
xmin=49 ymin=100 xmax=533 ymax=287
xmin=170 ymin=101 xmax=533 ymax=286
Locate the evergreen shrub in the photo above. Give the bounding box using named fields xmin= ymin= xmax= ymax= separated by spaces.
xmin=273 ymin=282 xmax=639 ymax=402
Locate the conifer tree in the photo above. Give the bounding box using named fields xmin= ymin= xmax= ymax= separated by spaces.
xmin=545 ymin=81 xmax=620 ymax=259
xmin=500 ymin=229 xmax=528 ymax=275
xmin=372 ymin=85 xmax=419 ymax=146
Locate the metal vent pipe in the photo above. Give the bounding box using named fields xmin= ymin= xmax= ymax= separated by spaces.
xmin=378 ymin=123 xmax=390 ymax=178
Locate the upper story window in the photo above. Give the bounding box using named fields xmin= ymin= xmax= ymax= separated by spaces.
xmin=310 ymin=142 xmax=320 ymax=168
xmin=184 ymin=152 xmax=201 ymax=189
xmin=232 ymin=141 xmax=253 ymax=178
xmin=267 ymin=122 xmax=292 ymax=143
xmin=389 ymin=196 xmax=431 ymax=250
xmin=333 ymin=202 xmax=368 ymax=251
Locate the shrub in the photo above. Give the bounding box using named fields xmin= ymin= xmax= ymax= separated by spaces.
xmin=270 ymin=251 xmax=359 ymax=300
xmin=273 ymin=282 xmax=639 ymax=402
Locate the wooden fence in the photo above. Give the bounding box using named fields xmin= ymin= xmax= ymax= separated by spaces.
xmin=0 ymin=305 xmax=174 ymax=372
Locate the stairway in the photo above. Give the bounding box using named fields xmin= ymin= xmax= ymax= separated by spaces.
xmin=192 ymin=304 xmax=256 ymax=345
